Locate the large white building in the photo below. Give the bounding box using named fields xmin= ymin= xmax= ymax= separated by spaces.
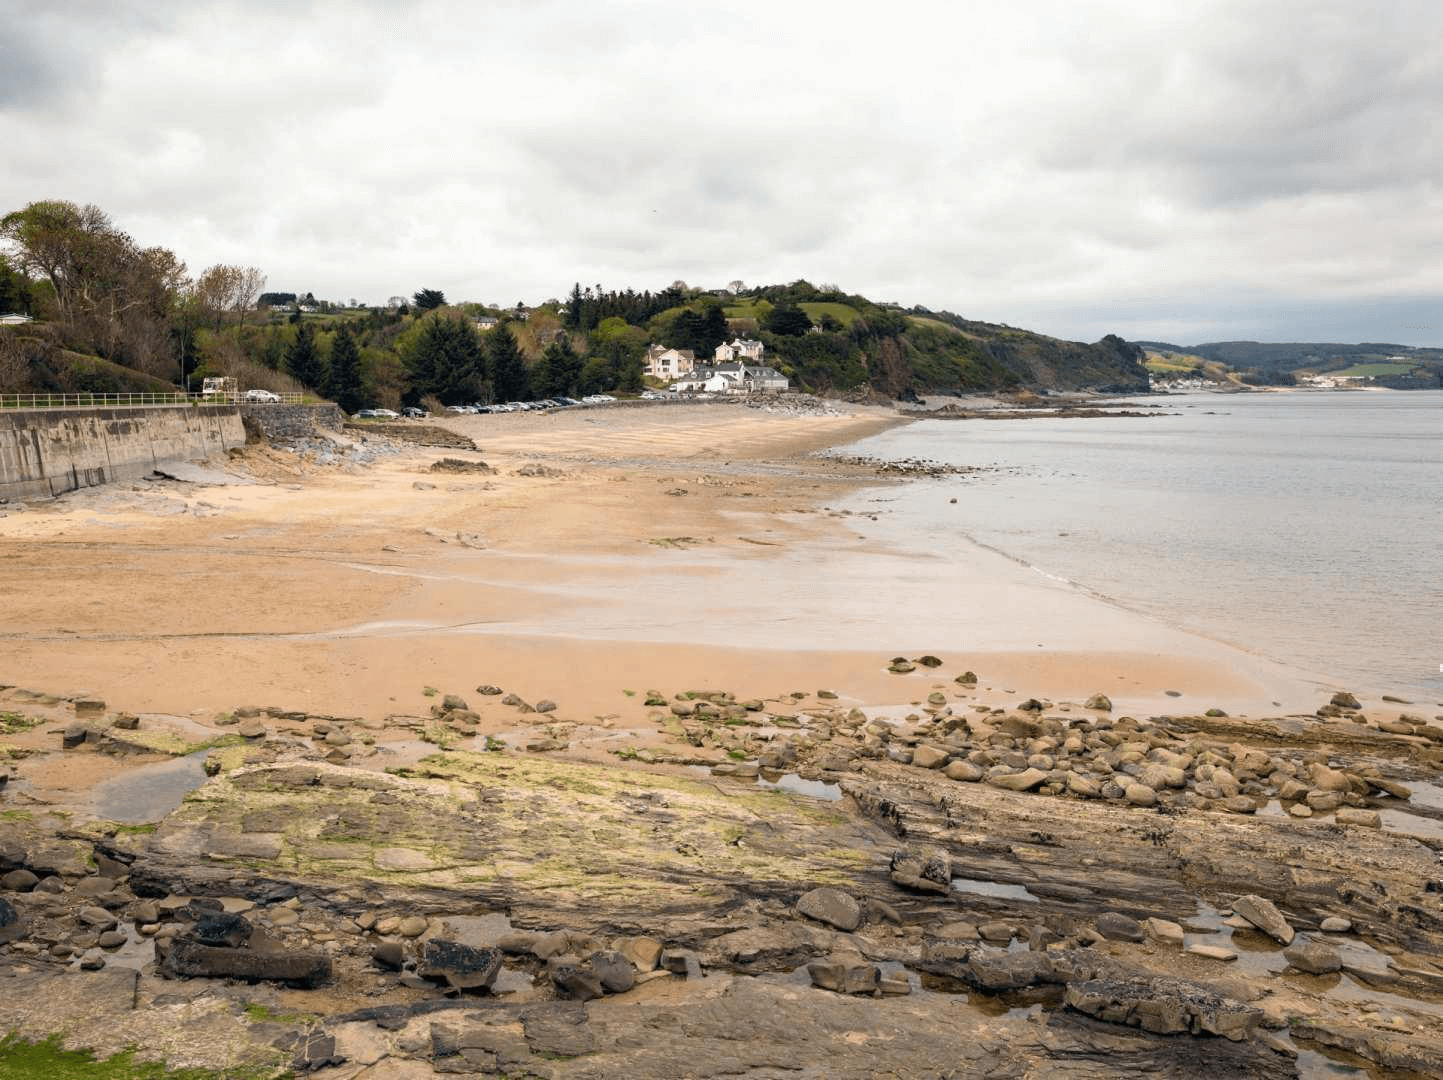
xmin=671 ymin=361 xmax=789 ymax=394
xmin=643 ymin=345 xmax=696 ymax=380
xmin=714 ymin=338 xmax=764 ymax=363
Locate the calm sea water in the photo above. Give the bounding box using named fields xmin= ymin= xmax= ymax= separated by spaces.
xmin=845 ymin=391 xmax=1443 ymax=696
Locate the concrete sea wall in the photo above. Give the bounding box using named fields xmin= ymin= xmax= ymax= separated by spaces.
xmin=0 ymin=405 xmax=245 ymax=501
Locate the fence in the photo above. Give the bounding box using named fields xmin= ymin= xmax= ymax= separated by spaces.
xmin=0 ymin=391 xmax=307 ymax=410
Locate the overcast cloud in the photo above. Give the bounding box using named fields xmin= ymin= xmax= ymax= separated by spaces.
xmin=2 ymin=0 xmax=1440 ymax=344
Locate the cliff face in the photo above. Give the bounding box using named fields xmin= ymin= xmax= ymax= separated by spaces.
xmin=977 ymin=332 xmax=1151 ymax=393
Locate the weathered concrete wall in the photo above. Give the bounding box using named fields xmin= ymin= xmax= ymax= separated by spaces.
xmin=238 ymin=403 xmax=344 ymax=441
xmin=0 ymin=406 xmax=245 ymax=501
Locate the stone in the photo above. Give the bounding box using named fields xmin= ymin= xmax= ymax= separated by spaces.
xmin=1284 ymin=940 xmax=1342 ymax=975
xmin=397 ymin=916 xmax=429 ymax=938
xmin=1185 ymin=944 xmax=1238 ymax=962
xmin=1085 ymin=694 xmax=1113 ymax=711
xmin=659 ymin=949 xmax=704 ymax=979
xmin=1320 ymin=917 xmax=1352 ymax=933
xmin=372 ymin=941 xmax=405 ymax=970
xmin=442 ymin=694 xmax=469 ymax=712
xmin=807 ymin=953 xmax=880 ymax=995
xmin=191 ymin=911 xmax=252 ymax=948
xmin=797 ymin=887 xmax=862 ymax=932
xmin=1095 ymin=912 xmax=1145 ymax=943
xmin=78 ymin=906 xmax=118 ymax=931
xmin=160 ymin=941 xmax=331 ymax=986
xmin=1125 ymin=784 xmax=1158 ymax=807
xmin=0 ymin=897 xmax=24 ymax=944
xmin=910 ymin=744 xmax=949 ymax=769
xmin=78 ymin=949 xmax=106 ymax=970
xmin=943 ymin=760 xmax=984 ymax=782
xmin=1065 ymin=976 xmax=1259 ymax=1041
xmin=978 ymin=921 xmax=1015 ymax=944
xmin=1144 ymin=918 xmax=1185 ymax=946
xmin=74 ymin=698 xmax=107 ymax=718
xmin=1334 ymin=808 xmax=1381 ymax=828
xmin=1067 ymin=772 xmax=1101 ymax=798
xmin=111 ymin=712 xmax=140 ymax=730
xmin=61 ymin=724 xmax=91 ymax=749
xmin=549 ymin=955 xmax=605 ymax=1000
xmin=476 ymin=684 xmax=503 ymax=696
xmin=588 ymin=949 xmax=636 ymax=993
xmin=955 ymin=671 xmax=978 ymax=685
xmin=417 ymin=939 xmax=503 ymax=991
xmin=988 ymin=767 xmax=1048 ymax=792
xmin=536 ymin=700 xmax=557 ymax=713
xmin=1309 ymin=763 xmax=1351 ymax=792
xmin=889 ymin=846 xmax=951 ymax=895
xmin=616 ymin=935 xmax=663 ymax=971
xmin=2 ymin=869 xmax=38 ymax=892
xmin=1231 ymin=894 xmax=1294 ymax=945
xmin=96 ymin=930 xmax=128 ymax=949
xmin=1330 ymin=691 xmax=1362 ymax=710
xmin=888 ymin=659 xmax=916 ymax=674
xmin=237 ymin=718 xmax=266 ymax=739
xmin=1305 ymin=790 xmax=1344 ymax=812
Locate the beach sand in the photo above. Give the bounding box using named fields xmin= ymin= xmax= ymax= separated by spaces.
xmin=0 ymin=401 xmax=1335 ymax=725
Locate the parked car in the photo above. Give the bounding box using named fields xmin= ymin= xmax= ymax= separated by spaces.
xmin=355 ymin=408 xmax=400 ymax=419
xmin=243 ymin=389 xmax=280 ymax=402
xmin=402 ymin=406 xmax=428 ymax=418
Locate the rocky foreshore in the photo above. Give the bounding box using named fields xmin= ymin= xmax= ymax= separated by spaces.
xmin=2 ymin=666 xmax=1442 ymax=1079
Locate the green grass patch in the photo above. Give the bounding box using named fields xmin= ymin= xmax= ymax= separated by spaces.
xmin=798 ymin=301 xmax=861 ymax=327
xmin=723 ymin=300 xmax=771 ymax=320
xmin=0 ymin=712 xmax=38 ymax=735
xmin=0 ymin=1033 xmax=287 ymax=1079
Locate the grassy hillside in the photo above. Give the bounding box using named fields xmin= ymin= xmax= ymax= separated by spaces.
xmin=1 ymin=326 xmax=183 ymax=396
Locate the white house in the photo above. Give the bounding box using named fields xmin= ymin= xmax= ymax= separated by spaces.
xmin=644 ymin=344 xmax=696 ymax=380
xmin=474 ymin=316 xmax=499 ymax=331
xmin=0 ymin=313 xmax=34 ymax=326
xmin=714 ymin=337 xmax=765 ymax=363
xmin=671 ymin=361 xmax=788 ymax=394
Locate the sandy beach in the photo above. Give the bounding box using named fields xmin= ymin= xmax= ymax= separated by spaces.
xmin=0 ymin=400 xmax=1334 ymax=725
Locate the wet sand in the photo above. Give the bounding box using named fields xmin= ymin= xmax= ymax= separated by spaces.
xmin=0 ymin=400 xmax=1338 ymax=723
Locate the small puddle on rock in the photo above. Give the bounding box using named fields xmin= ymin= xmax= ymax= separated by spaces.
xmin=91 ymin=750 xmax=211 ymax=823
xmin=755 ymin=771 xmax=842 ymax=801
xmin=951 ymin=878 xmax=1039 ymax=903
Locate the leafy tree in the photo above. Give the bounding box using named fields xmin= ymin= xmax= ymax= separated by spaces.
xmin=413 ymin=288 xmax=446 ymax=312
xmin=326 ymin=324 xmax=366 ymax=412
xmin=259 ymin=291 xmax=296 ymax=307
xmin=765 ymin=302 xmax=813 ymax=336
xmin=488 ymin=322 xmax=529 ymax=402
xmin=0 ymin=255 xmax=34 ymax=315
xmin=285 ymin=323 xmax=327 ymax=390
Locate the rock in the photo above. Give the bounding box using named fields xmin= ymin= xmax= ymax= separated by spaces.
xmin=1144 ymin=918 xmax=1185 ymax=946
xmin=78 ymin=949 xmax=106 ymax=970
xmin=442 ymin=694 xmax=469 ymax=712
xmin=588 ymin=949 xmax=636 ymax=993
xmin=910 ymin=744 xmax=949 ymax=770
xmin=2 ymin=869 xmax=38 ymax=892
xmin=1125 ymin=784 xmax=1158 ymax=807
xmin=659 ymin=949 xmax=704 ymax=979
xmin=417 ymin=939 xmax=503 ymax=990
xmin=1305 ymin=790 xmax=1344 ymax=812
xmin=397 ymin=916 xmax=429 ymax=938
xmin=887 ymin=659 xmax=915 ymax=674
xmin=955 ymin=671 xmax=978 ymax=685
xmin=78 ymin=906 xmax=118 ymax=931
xmin=476 ymin=684 xmax=503 ymax=696
xmin=549 ymin=956 xmax=605 ymax=1001
xmin=988 ymin=767 xmax=1048 ymax=792
xmin=111 ymin=712 xmax=140 ymax=730
xmin=1067 ymin=772 xmax=1101 ymax=798
xmin=237 ymin=718 xmax=266 ymax=739
xmin=160 ymin=941 xmax=331 ymax=986
xmin=61 ymin=724 xmax=91 ymax=749
xmin=889 ymin=846 xmax=951 ymax=895
xmin=915 ymin=655 xmax=943 ymax=667
xmin=1231 ymin=894 xmax=1294 ymax=945
xmin=96 ymin=930 xmax=128 ymax=949
xmin=1096 ymin=912 xmax=1145 ymax=943
xmin=1186 ymin=944 xmax=1238 ymax=962
xmin=1334 ymin=808 xmax=1381 ymax=828
xmin=190 ymin=911 xmax=252 ymax=948
xmin=1309 ymin=763 xmax=1351 ymax=792
xmin=1085 ymin=694 xmax=1113 ymax=711
xmin=796 ymin=887 xmax=862 ymax=932
xmin=978 ymin=921 xmax=1015 ymax=944
xmin=1284 ymin=940 xmax=1342 ymax=975
xmin=536 ymin=700 xmax=557 ymax=713
xmin=944 ymin=760 xmax=984 ymax=782
xmin=0 ymin=897 xmax=24 ymax=944
xmin=372 ymin=941 xmax=405 ymax=970
xmin=1320 ymin=917 xmax=1352 ymax=934
xmin=807 ymin=953 xmax=880 ymax=995
xmin=614 ymin=935 xmax=662 ymax=972
xmin=1065 ymin=976 xmax=1260 ymax=1040
xmin=74 ymin=698 xmax=107 ymax=718
xmin=1330 ymin=691 xmax=1362 ymax=710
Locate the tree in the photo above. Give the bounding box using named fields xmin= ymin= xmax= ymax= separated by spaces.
xmin=534 ymin=333 xmax=582 ymax=396
xmin=765 ymin=302 xmax=813 ymax=336
xmin=0 ymin=255 xmax=34 ymax=315
xmin=413 ymin=288 xmax=446 ymax=312
xmin=404 ymin=313 xmax=485 ymax=403
xmin=488 ymin=322 xmax=529 ymax=402
xmin=286 ymin=323 xmax=327 ymax=390
xmin=0 ymin=200 xmax=118 ymax=323
xmin=727 ymin=280 xmax=745 ymax=295
xmin=326 ymin=324 xmax=365 ymax=413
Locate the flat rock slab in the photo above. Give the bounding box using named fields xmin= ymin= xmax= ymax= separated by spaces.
xmin=152 ymin=463 xmax=251 ymax=485
xmin=373 ymin=847 xmax=439 ymax=871
xmin=160 ymin=941 xmax=331 ymax=987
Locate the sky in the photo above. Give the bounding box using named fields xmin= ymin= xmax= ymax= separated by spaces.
xmin=3 ymin=0 xmax=1440 ymax=346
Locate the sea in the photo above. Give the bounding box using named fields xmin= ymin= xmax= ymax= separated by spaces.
xmin=842 ymin=390 xmax=1443 ymax=698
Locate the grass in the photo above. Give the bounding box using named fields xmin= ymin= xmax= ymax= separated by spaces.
xmin=723 ymin=300 xmax=771 ymax=320
xmin=0 ymin=712 xmax=38 ymax=736
xmin=0 ymin=1034 xmax=288 ymax=1080
xmin=798 ymin=301 xmax=861 ymax=327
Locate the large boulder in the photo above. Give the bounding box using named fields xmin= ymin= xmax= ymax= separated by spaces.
xmin=797 ymin=887 xmax=862 ymax=932
xmin=1284 ymin=939 xmax=1342 ymax=975
xmin=159 ymin=941 xmax=330 ymax=987
xmin=1065 ymin=976 xmax=1261 ymax=1041
xmin=807 ymin=953 xmax=879 ymax=995
xmin=890 ymin=846 xmax=951 ymax=895
xmin=1232 ymin=894 xmax=1294 ymax=945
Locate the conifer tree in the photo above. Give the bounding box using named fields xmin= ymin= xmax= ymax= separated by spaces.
xmin=326 ymin=323 xmax=365 ymax=412
xmin=285 ymin=323 xmax=327 ymax=390
xmin=488 ymin=322 xmax=530 ymax=402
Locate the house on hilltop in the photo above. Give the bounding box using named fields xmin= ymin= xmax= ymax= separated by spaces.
xmin=714 ymin=337 xmax=764 ymax=363
xmin=644 ymin=344 xmax=696 ymax=380
xmin=0 ymin=313 xmax=34 ymax=326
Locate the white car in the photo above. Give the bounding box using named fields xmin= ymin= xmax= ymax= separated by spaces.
xmin=243 ymin=389 xmax=280 ymax=402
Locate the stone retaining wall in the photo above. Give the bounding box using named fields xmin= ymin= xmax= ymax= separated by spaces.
xmin=0 ymin=405 xmax=245 ymax=501
xmin=238 ymin=403 xmax=344 ymax=441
